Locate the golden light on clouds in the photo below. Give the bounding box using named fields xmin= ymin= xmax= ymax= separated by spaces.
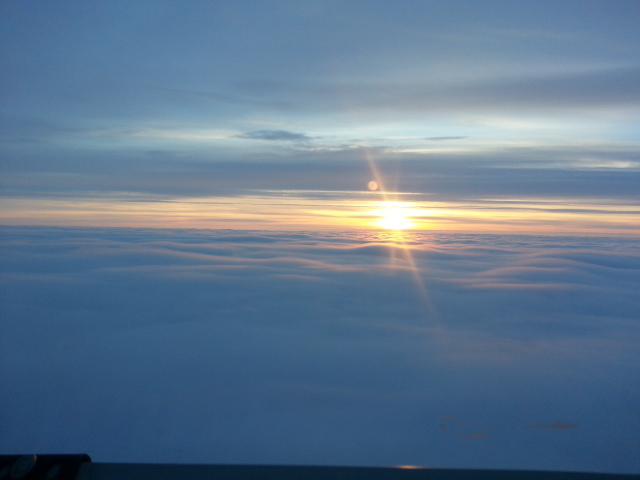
xmin=372 ymin=202 xmax=417 ymax=230
xmin=0 ymin=194 xmax=638 ymax=235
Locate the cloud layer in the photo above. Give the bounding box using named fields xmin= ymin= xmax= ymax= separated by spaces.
xmin=1 ymin=227 xmax=638 ymax=472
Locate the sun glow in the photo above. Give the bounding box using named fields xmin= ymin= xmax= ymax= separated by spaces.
xmin=373 ymin=202 xmax=416 ymax=230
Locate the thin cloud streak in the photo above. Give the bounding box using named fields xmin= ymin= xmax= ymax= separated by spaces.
xmin=236 ymin=130 xmax=312 ymax=142
xmin=228 ymin=66 xmax=640 ymax=116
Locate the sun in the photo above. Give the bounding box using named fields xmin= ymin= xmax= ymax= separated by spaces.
xmin=373 ymin=202 xmax=416 ymax=230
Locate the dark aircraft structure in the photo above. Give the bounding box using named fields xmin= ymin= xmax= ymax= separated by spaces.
xmin=1 ymin=455 xmax=638 ymax=480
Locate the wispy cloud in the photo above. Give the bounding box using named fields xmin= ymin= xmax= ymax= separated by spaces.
xmin=525 ymin=422 xmax=579 ymax=431
xmin=424 ymin=136 xmax=468 ymax=141
xmin=235 ymin=130 xmax=312 ymax=142
xmin=250 ymin=66 xmax=640 ymax=115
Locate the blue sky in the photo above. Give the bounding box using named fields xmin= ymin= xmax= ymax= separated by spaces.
xmin=1 ymin=1 xmax=639 ymax=232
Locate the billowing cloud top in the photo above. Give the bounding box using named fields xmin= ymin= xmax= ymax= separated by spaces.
xmin=1 ymin=226 xmax=638 ymax=471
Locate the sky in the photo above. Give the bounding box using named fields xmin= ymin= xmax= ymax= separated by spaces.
xmin=1 ymin=0 xmax=639 ymax=233
xmin=1 ymin=1 xmax=640 ymax=474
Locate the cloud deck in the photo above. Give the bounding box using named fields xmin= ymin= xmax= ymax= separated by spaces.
xmin=1 ymin=227 xmax=638 ymax=472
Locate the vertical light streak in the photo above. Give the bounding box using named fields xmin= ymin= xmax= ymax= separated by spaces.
xmin=362 ymin=148 xmax=439 ymax=327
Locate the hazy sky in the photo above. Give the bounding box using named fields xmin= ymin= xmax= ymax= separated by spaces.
xmin=1 ymin=1 xmax=639 ymax=233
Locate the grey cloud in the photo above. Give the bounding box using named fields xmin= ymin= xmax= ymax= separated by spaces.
xmin=525 ymin=422 xmax=579 ymax=431
xmin=235 ymin=66 xmax=640 ymax=115
xmin=0 ymin=115 xmax=90 ymax=144
xmin=235 ymin=130 xmax=312 ymax=142
xmin=2 ymin=146 xmax=639 ymax=202
xmin=464 ymin=65 xmax=640 ymax=110
xmin=424 ymin=136 xmax=468 ymax=141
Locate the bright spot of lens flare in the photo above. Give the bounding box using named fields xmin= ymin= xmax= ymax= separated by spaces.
xmin=373 ymin=202 xmax=416 ymax=230
xmin=367 ymin=180 xmax=379 ymax=191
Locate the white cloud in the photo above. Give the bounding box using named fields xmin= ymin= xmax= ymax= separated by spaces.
xmin=1 ymin=227 xmax=638 ymax=472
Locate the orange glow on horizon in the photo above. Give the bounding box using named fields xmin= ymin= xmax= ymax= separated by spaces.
xmin=372 ymin=202 xmax=417 ymax=230
xmin=1 ymin=194 xmax=639 ymax=236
